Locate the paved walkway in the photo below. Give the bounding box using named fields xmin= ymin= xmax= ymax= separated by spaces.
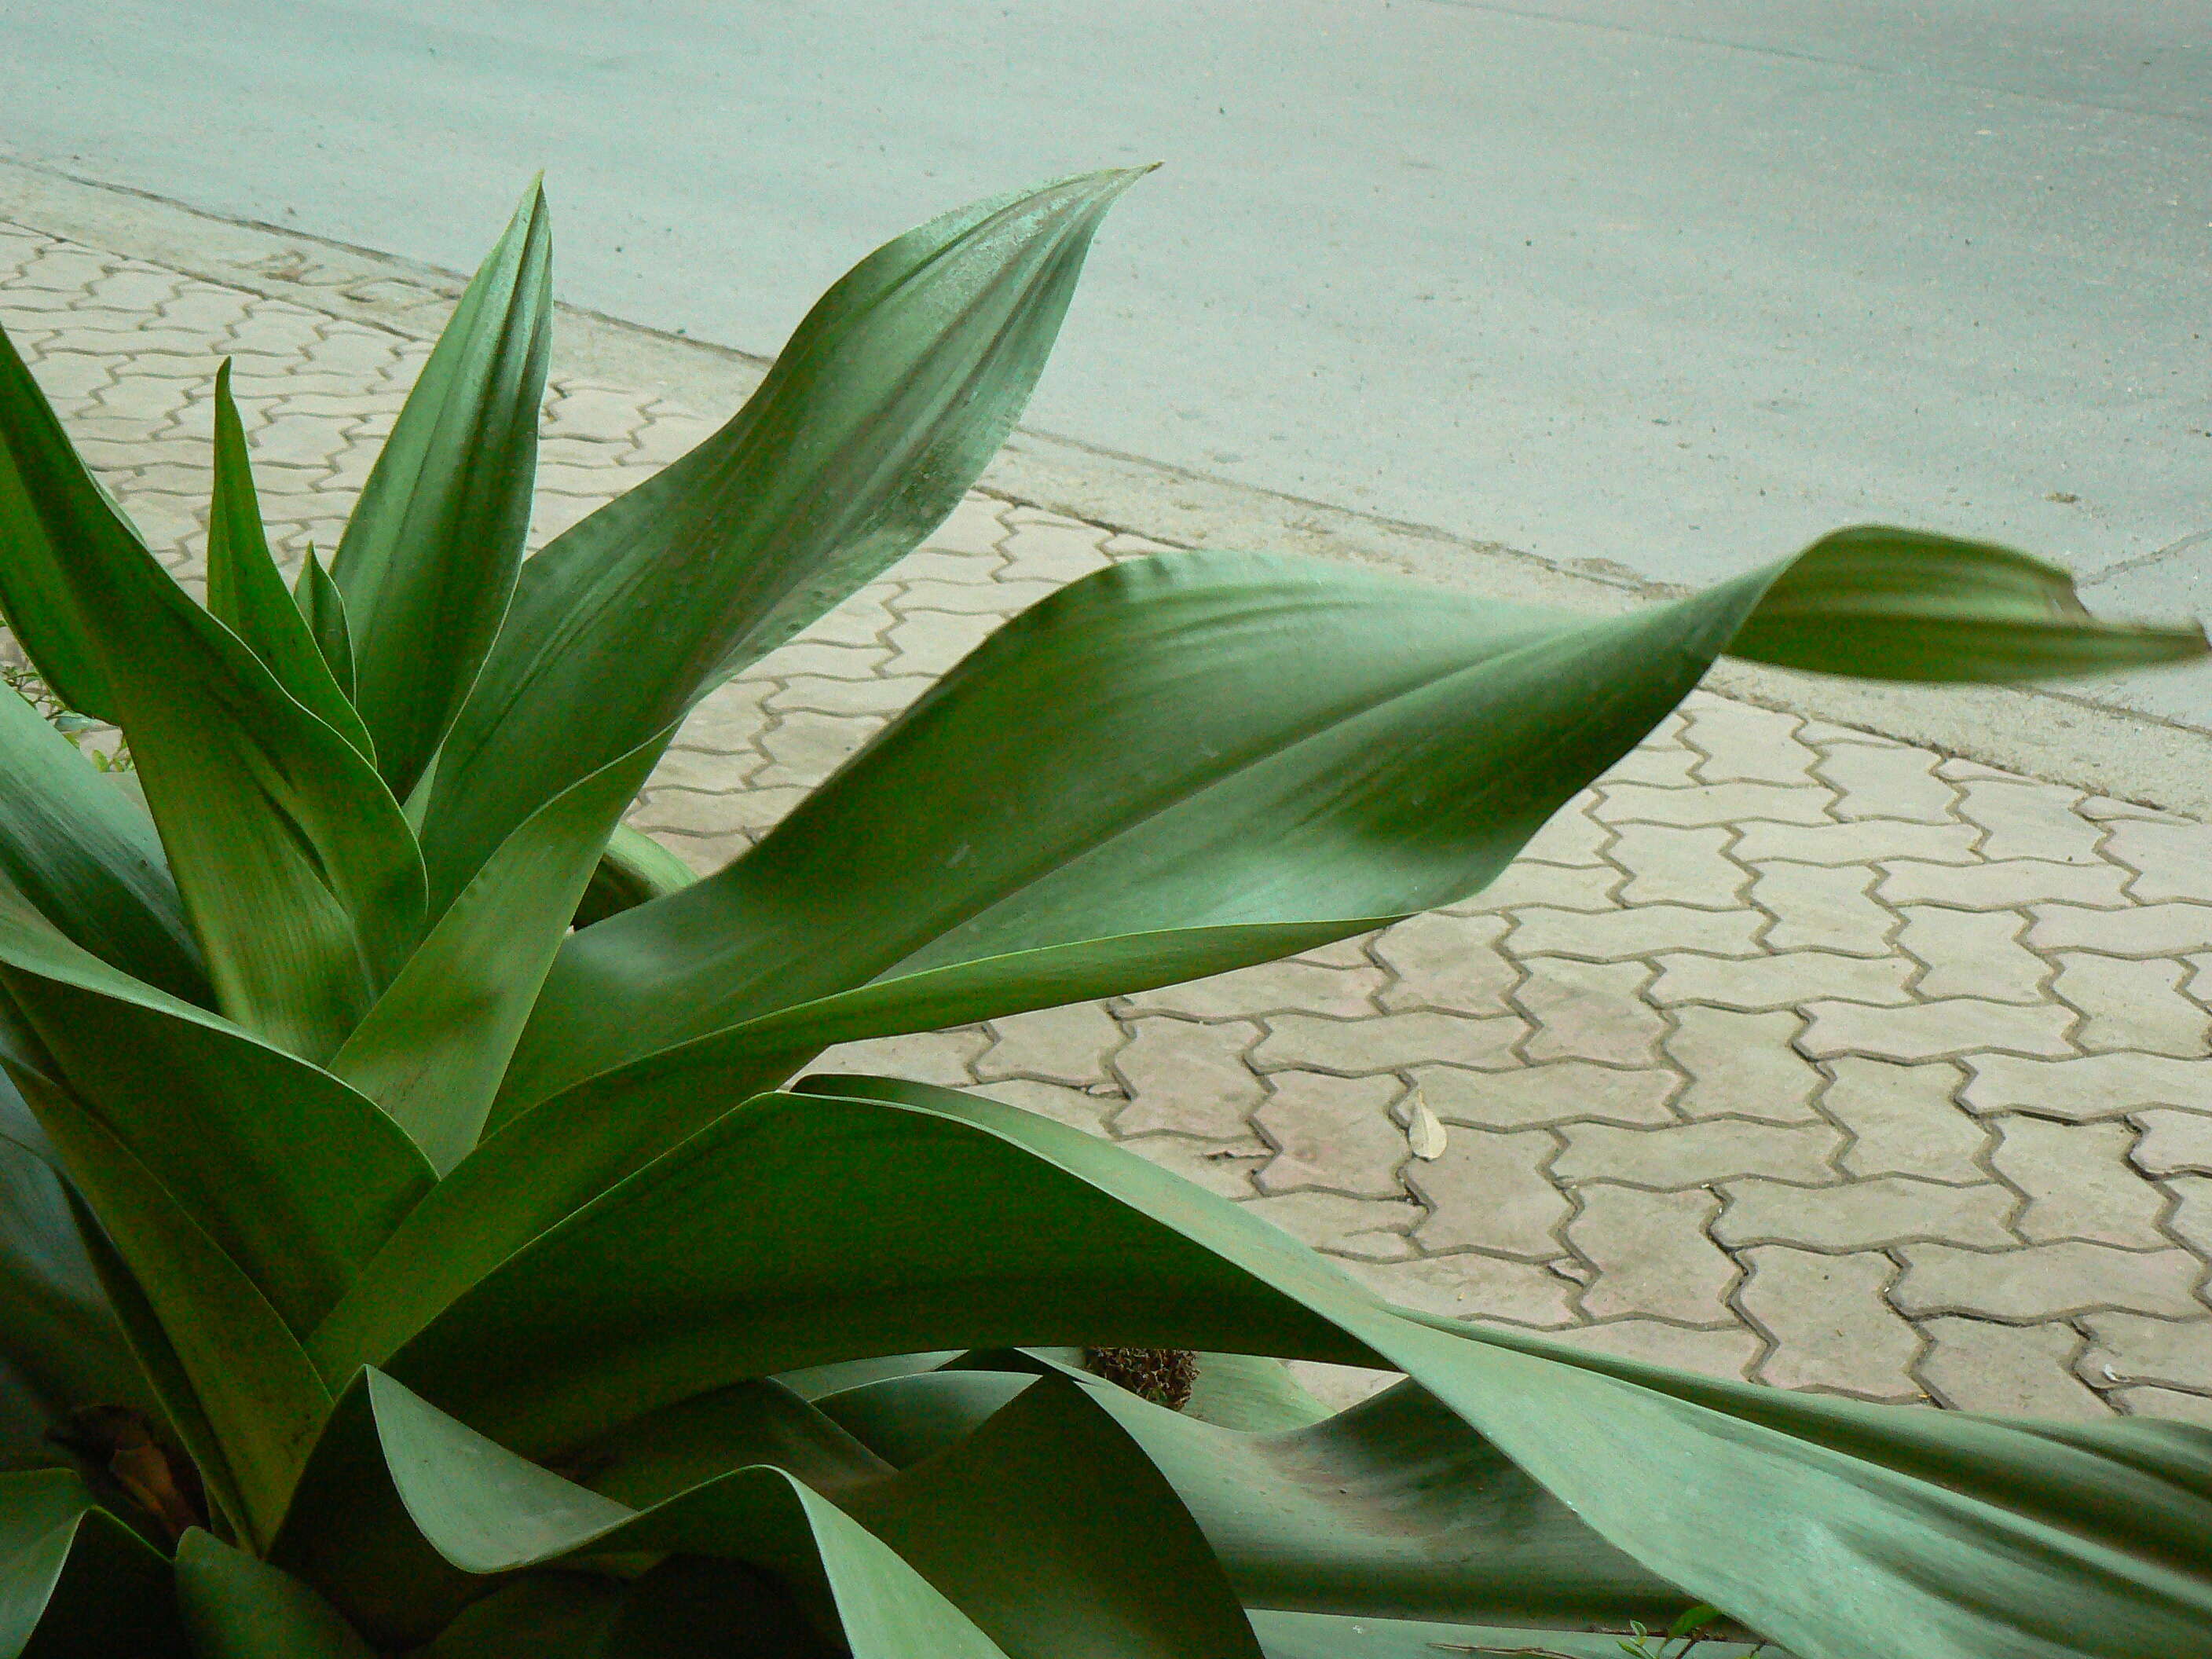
xmin=4 ymin=217 xmax=2211 ymax=1423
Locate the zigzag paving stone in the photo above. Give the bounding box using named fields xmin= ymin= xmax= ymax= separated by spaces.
xmin=1916 ymin=1317 xmax=2112 ymax=1416
xmin=2133 ymin=1112 xmax=2212 ymax=1176
xmin=1569 ymin=1186 xmax=1738 ymax=1323
xmin=9 ymin=211 xmax=2212 ymax=1419
xmin=1797 ymin=998 xmax=2077 ymax=1061
xmin=1892 ymin=1243 xmax=2206 ymax=1320
xmin=1713 ymin=1175 xmax=2019 ymax=1250
xmin=1961 ymin=1053 xmax=2212 ymax=1119
xmin=1736 ymin=1247 xmax=1922 ymax=1398
xmin=1554 ymin=1119 xmax=1840 ymax=1189
xmin=1414 ymin=1060 xmax=1680 ymax=1129
xmin=1752 ymin=862 xmax=1896 ymax=956
xmin=1896 ymin=906 xmax=2049 ymax=1002
xmin=1822 ymin=1058 xmax=1991 ymax=1182
xmin=1664 ymin=1007 xmax=1827 ymax=1122
xmin=1988 ymin=1117 xmax=2174 ymax=1249
xmin=1252 ymin=1072 xmax=1411 ymax=1199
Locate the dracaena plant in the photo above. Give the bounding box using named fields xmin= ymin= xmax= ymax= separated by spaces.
xmin=0 ymin=172 xmax=2203 ymax=1659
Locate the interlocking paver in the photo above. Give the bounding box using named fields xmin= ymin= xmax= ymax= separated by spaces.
xmin=1738 ymin=1247 xmax=1923 ymax=1399
xmin=1128 ymin=1135 xmax=1275 ymax=1200
xmin=1510 ymin=903 xmax=1763 ymax=961
xmin=1664 ymin=1006 xmax=1826 ymax=1122
xmin=2050 ymin=953 xmax=2210 ymax=1057
xmin=1569 ymin=1186 xmax=1738 ymax=1322
xmin=2107 ymin=1386 xmax=2212 ymax=1425
xmin=1368 ymin=911 xmax=1517 ymax=1016
xmin=1595 ymin=781 xmax=1833 ymax=828
xmin=1240 ymin=1191 xmax=1421 ymax=1261
xmin=1715 ymin=1175 xmax=2016 ymax=1250
xmin=1253 ymin=1010 xmax=1522 ymax=1075
xmin=1895 ymin=906 xmax=2048 ymax=1002
xmin=1951 ymin=779 xmax=2107 ymax=865
xmin=2029 ymin=902 xmax=2212 ymax=955
xmin=814 ymin=1028 xmax=993 ymax=1087
xmin=1252 ymin=1071 xmax=1408 ymax=1197
xmin=2076 ymin=1313 xmax=2212 ymax=1396
xmin=975 ymin=1003 xmax=1124 ymax=1088
xmin=1650 ymin=949 xmax=1916 ymax=1010
xmin=1513 ymin=797 xmax=1611 ymax=866
xmin=2133 ymin=1111 xmax=2212 ymax=1177
xmin=1111 ymin=1018 xmax=1265 ymax=1138
xmin=1892 ymin=1242 xmax=2206 ymax=1320
xmin=2094 ymin=816 xmax=2212 ymax=902
xmin=1336 ymin=1254 xmax=1577 ymax=1328
xmin=2170 ymin=1170 xmax=2212 ymax=1262
xmin=14 ymin=207 xmax=2212 ymax=1422
xmin=1986 ymin=1115 xmax=2173 ymax=1249
xmin=1881 ymin=859 xmax=2131 ymax=910
xmin=1555 ymin=1119 xmax=1840 ymax=1189
xmin=1815 ymin=740 xmax=1957 ymax=824
xmin=753 ymin=709 xmax=883 ymax=789
xmin=1821 ymin=1058 xmax=1990 ymax=1182
xmin=1962 ymin=1053 xmax=2212 ymax=1121
xmin=1123 ymin=958 xmax=1386 ymax=1020
xmin=1516 ymin=958 xmax=1666 ymax=1065
xmin=1915 ymin=1318 xmax=2112 ymax=1416
xmin=1610 ymin=822 xmax=1745 ymax=909
xmin=1799 ymin=998 xmax=2075 ymax=1062
xmin=1445 ymin=859 xmax=1621 ymax=914
xmin=1404 ymin=1127 xmax=1572 ymax=1257
xmin=1415 ymin=1061 xmax=1679 ymax=1129
xmin=1679 ymin=696 xmax=1820 ymax=786
xmin=965 ymin=1077 xmax=1116 ymax=1135
xmin=1752 ymin=862 xmax=1895 ymax=955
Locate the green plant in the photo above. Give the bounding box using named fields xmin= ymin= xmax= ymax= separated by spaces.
xmin=0 ymin=170 xmax=2204 ymax=1658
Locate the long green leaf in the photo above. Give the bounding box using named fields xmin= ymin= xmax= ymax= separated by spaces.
xmin=174 ymin=1529 xmax=375 ymax=1659
xmin=367 ymin=1369 xmax=1013 ymax=1659
xmin=0 ymin=323 xmax=123 ymax=720
xmin=821 ymin=1079 xmax=2212 ymax=1659
xmin=0 ymin=1070 xmax=161 ymax=1438
xmin=266 ymin=1377 xmax=484 ymax=1648
xmin=1250 ymin=1610 xmax=1784 ymax=1659
xmin=333 ymin=181 xmax=552 ymax=800
xmin=500 ymin=529 xmax=2204 ymax=1115
xmin=64 ymin=1179 xmax=251 ymax=1540
xmin=345 ymin=1075 xmax=2212 ymax=1659
xmin=0 ymin=403 xmax=426 ymax=1057
xmin=833 ymin=1372 xmax=1265 ymax=1659
xmin=818 ymin=1364 xmax=1685 ymax=1629
xmin=310 ymin=1090 xmax=1364 ymax=1434
xmin=304 ymin=1039 xmax=813 ymax=1383
xmin=368 ymin=1368 xmax=1271 ymax=1659
xmin=573 ymin=823 xmax=699 ymax=928
xmin=0 ymin=1469 xmax=185 ymax=1657
xmin=0 ymin=680 xmax=207 ymax=1007
xmin=0 ymin=883 xmax=434 ymax=1334
xmin=573 ymin=1379 xmax=889 ymax=1509
xmin=294 ymin=550 xmax=356 ymax=698
xmin=1727 ymin=525 xmax=2206 ymax=679
xmin=5 ymin=1070 xmax=329 ymax=1552
xmin=417 ymin=168 xmax=1145 ymax=915
xmin=328 ymin=734 xmax=665 ymax=1173
xmin=407 ymin=1574 xmax=625 ymax=1659
xmin=205 ymin=359 xmax=376 ymax=764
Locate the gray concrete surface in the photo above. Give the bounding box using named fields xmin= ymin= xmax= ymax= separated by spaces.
xmin=3 ymin=0 xmax=2210 ymax=730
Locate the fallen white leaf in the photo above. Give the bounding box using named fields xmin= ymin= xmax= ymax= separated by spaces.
xmin=1406 ymin=1089 xmax=1446 ymax=1160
